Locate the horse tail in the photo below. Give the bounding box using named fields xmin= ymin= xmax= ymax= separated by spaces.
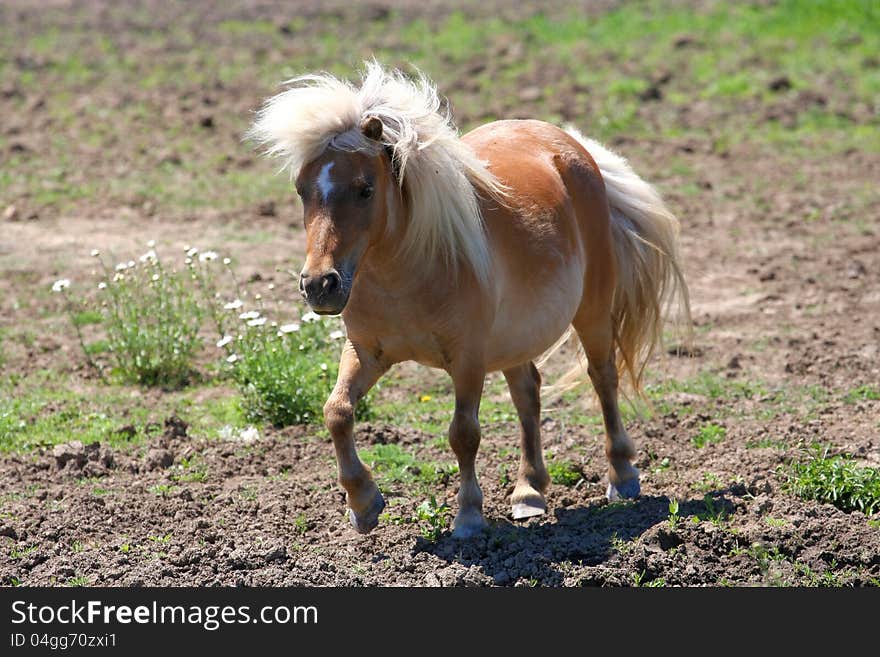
xmin=566 ymin=128 xmax=691 ymax=396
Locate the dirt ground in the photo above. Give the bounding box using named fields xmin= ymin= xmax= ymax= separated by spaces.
xmin=1 ymin=1 xmax=878 ymax=586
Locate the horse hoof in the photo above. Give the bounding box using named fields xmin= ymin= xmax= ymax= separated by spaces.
xmin=511 ymin=500 xmax=546 ymax=520
xmin=348 ymin=490 xmax=386 ymax=534
xmin=606 ymin=477 xmax=641 ymax=501
xmin=451 ymin=510 xmax=487 ymax=539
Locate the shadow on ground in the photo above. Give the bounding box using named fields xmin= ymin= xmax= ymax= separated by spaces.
xmin=414 ymin=491 xmax=739 ymax=585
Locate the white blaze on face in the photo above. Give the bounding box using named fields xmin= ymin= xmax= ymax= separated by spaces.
xmin=317 ymin=161 xmax=335 ymax=203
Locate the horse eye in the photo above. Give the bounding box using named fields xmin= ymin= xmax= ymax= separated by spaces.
xmin=360 ymin=184 xmax=374 ymax=200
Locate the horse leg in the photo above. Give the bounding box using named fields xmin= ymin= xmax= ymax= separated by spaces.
xmin=324 ymin=340 xmax=388 ymax=533
xmin=573 ymin=312 xmax=641 ymax=501
xmin=448 ymin=359 xmax=488 ymax=538
xmin=503 ymin=362 xmax=550 ymax=519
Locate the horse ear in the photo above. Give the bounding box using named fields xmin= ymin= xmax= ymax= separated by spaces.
xmin=361 ymin=116 xmax=383 ymax=142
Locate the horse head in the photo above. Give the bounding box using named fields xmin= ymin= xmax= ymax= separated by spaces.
xmin=296 ymin=117 xmax=393 ymax=315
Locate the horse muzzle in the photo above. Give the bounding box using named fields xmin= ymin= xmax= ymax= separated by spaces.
xmin=299 ymin=268 xmax=350 ymax=315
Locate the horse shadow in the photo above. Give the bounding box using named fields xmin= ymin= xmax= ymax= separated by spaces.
xmin=413 ymin=490 xmax=739 ymax=585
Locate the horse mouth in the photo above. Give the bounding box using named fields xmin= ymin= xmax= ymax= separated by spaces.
xmin=301 ymin=280 xmax=351 ymax=316
xmin=309 ymin=302 xmax=347 ymax=316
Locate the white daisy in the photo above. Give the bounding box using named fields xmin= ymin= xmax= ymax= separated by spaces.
xmin=199 ymin=251 xmax=218 ymax=262
xmin=239 ymin=310 xmax=260 ymax=320
xmin=301 ymin=310 xmax=321 ymax=323
xmin=97 ymin=282 xmax=107 ymax=290
xmin=226 ymin=354 xmax=239 ymax=363
xmin=224 ymin=299 xmax=243 ymax=310
xmin=329 ymin=330 xmax=344 ymax=340
xmin=51 ymin=279 xmax=71 ymax=293
xmin=90 ymin=249 xmax=100 ymax=257
xmin=238 ymin=426 xmax=260 ymax=444
xmin=247 ymin=317 xmax=267 ymax=327
xmin=279 ymin=323 xmax=300 ymax=333
xmin=216 ymin=335 xmax=233 ymax=348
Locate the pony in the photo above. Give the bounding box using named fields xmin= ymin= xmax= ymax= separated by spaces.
xmin=249 ymin=62 xmax=689 ymax=538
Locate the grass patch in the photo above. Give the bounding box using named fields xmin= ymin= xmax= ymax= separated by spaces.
xmin=171 ymin=455 xmax=208 ymax=483
xmin=358 ymin=443 xmax=457 ymax=488
xmin=10 ymin=545 xmax=37 ymax=559
xmin=843 ymin=385 xmax=880 ymax=404
xmin=546 ymin=458 xmax=583 ymax=486
xmin=147 ymin=484 xmax=178 ymax=496
xmin=0 ymin=368 xmax=244 ymax=453
xmin=51 ymin=241 xmax=353 ymax=430
xmin=782 ymin=446 xmax=880 ymax=515
xmin=413 ymin=496 xmax=449 ymax=541
xmin=225 ymin=310 xmax=356 ymax=427
xmin=693 ymin=423 xmax=726 ymax=448
xmin=55 ymin=247 xmax=204 ymax=388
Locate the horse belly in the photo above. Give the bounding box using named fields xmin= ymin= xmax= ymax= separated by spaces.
xmin=485 ymin=256 xmax=584 ymax=371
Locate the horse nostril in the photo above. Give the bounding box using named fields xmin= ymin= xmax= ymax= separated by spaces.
xmin=299 ymin=274 xmax=307 ymax=293
xmin=322 ymin=272 xmax=341 ymax=296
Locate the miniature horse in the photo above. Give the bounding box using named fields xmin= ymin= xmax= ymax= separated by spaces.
xmin=249 ymin=62 xmax=689 ymax=538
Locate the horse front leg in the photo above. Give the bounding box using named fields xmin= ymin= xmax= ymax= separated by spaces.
xmin=503 ymin=361 xmax=550 ymax=519
xmin=324 ymin=340 xmax=387 ymax=534
xmin=448 ymin=358 xmax=488 ymax=539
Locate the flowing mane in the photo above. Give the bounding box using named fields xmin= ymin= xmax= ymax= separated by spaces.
xmin=248 ymin=61 xmax=505 ymax=287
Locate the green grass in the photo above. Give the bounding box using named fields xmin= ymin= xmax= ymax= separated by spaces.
xmin=692 ymin=423 xmax=726 ymax=449
xmin=546 ymin=458 xmax=583 ymax=486
xmin=667 ymin=498 xmax=680 ymax=530
xmin=358 ymin=443 xmax=457 ymax=488
xmin=782 ymin=446 xmax=880 ymax=515
xmin=843 ymin=385 xmax=880 ymax=404
xmin=70 ymin=248 xmax=204 ymax=388
xmin=695 ymin=495 xmax=729 ymax=526
xmin=226 ymin=311 xmax=356 ymax=427
xmin=413 ymin=496 xmax=449 ymax=541
xmin=293 ymin=513 xmax=309 ymax=536
xmin=147 ymin=484 xmax=178 ymax=496
xmin=0 ymin=369 xmax=245 ymax=453
xmin=10 ymin=545 xmax=37 ymax=559
xmin=171 ymin=455 xmax=208 ymax=483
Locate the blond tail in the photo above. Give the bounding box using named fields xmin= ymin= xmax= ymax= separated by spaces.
xmin=567 ymin=128 xmax=691 ymax=395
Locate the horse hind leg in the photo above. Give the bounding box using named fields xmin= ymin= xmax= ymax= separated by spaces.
xmin=572 ymin=310 xmax=641 ymax=501
xmin=503 ymin=362 xmax=550 ymax=519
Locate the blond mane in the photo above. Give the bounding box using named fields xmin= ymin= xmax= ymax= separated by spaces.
xmin=248 ymin=61 xmax=505 ymax=287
